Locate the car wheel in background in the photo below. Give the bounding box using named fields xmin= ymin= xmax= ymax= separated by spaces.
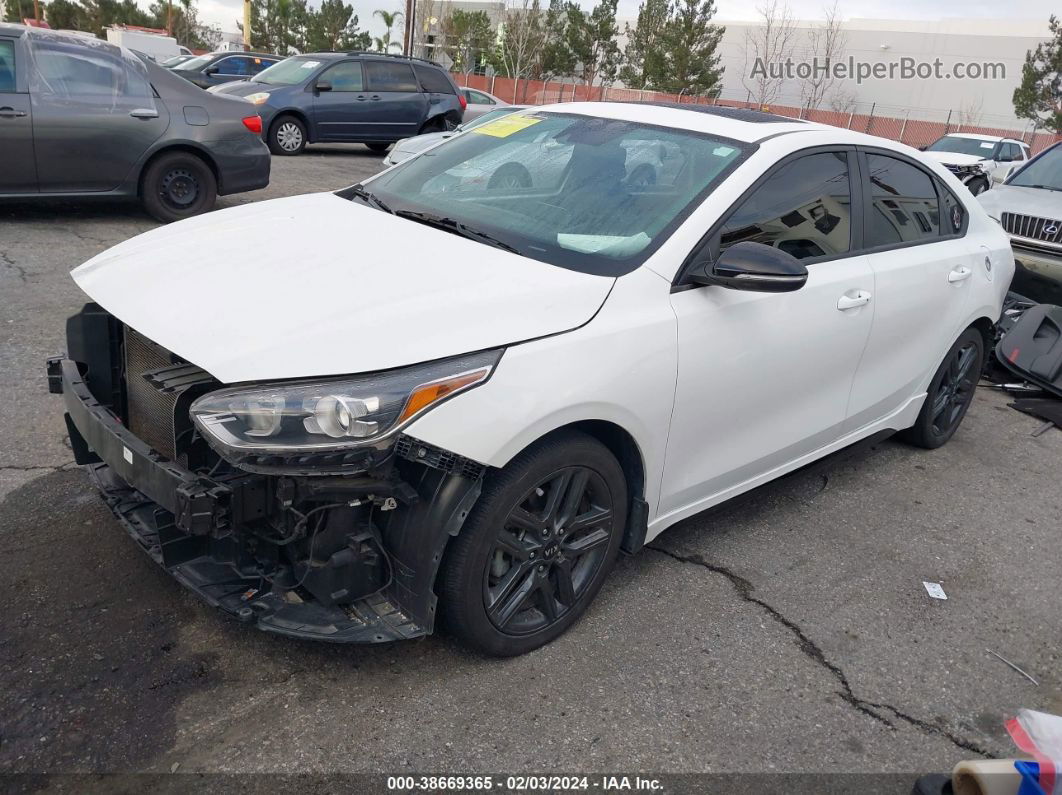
xmin=268 ymin=115 xmax=307 ymax=156
xmin=418 ymin=117 xmax=447 ymax=135
xmin=900 ymin=328 xmax=983 ymax=449
xmin=365 ymin=142 xmax=391 ymax=153
xmin=140 ymin=151 xmax=217 ymax=223
xmin=967 ymin=177 xmax=989 ymax=196
xmin=439 ymin=431 xmax=627 ymax=657
xmin=487 ymin=162 xmax=533 ymax=190
xmin=626 ymin=163 xmax=658 ymax=188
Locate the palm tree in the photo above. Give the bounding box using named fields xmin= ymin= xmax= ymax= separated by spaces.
xmin=373 ymin=9 xmax=404 ymax=53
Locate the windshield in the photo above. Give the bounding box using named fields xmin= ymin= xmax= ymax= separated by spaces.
xmin=1008 ymin=145 xmax=1062 ymax=190
xmin=926 ymin=136 xmax=997 ymax=157
xmin=162 ymin=54 xmax=192 ymax=67
xmin=173 ymin=53 xmax=214 ymax=72
xmin=359 ymin=112 xmax=748 ymax=276
xmin=254 ymin=56 xmax=320 ymax=85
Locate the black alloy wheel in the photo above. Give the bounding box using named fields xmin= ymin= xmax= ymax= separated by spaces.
xmin=140 ymin=151 xmax=217 ymax=223
xmin=901 ymin=327 xmax=984 ymax=449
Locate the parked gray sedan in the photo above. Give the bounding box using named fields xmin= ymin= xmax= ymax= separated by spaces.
xmin=0 ymin=25 xmax=270 ymax=222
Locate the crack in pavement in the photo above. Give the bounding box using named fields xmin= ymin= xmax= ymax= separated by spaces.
xmin=1 ymin=249 xmax=30 ymax=283
xmin=0 ymin=462 xmax=77 ymax=473
xmin=646 ymin=544 xmax=992 ymax=758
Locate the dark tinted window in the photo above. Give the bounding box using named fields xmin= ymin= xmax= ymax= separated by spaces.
xmin=865 ymin=153 xmax=940 ymax=248
xmin=364 ymin=61 xmax=418 ymax=92
xmin=251 ymin=57 xmax=277 ymax=74
xmin=216 ymin=56 xmax=255 ymax=75
xmin=938 ymin=181 xmax=965 ymax=235
xmin=320 ymin=61 xmax=363 ymax=91
xmin=0 ymin=40 xmax=15 ymax=91
xmin=1002 ymin=143 xmax=1023 ymax=162
xmin=413 ymin=63 xmax=454 ymax=93
xmin=719 ymin=152 xmax=853 ymax=260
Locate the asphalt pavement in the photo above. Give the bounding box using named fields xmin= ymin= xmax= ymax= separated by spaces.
xmin=1 ymin=142 xmax=1060 ymax=787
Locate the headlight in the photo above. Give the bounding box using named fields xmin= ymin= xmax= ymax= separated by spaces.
xmin=190 ymin=350 xmax=501 ymax=471
xmin=245 ymin=92 xmax=271 ymax=105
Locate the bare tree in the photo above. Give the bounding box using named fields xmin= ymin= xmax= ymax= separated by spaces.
xmin=742 ymin=1 xmax=797 ymax=108
xmin=799 ymin=1 xmax=846 ymax=111
xmin=957 ymin=96 xmax=984 ymax=129
xmin=827 ymin=85 xmax=857 ymax=113
xmin=493 ymin=0 xmax=546 ymax=81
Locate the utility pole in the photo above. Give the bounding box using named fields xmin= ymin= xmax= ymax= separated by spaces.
xmin=404 ymin=0 xmax=416 ymax=55
xmin=166 ymin=0 xmax=173 ymax=36
xmin=243 ymin=0 xmax=252 ymax=50
xmin=32 ymin=0 xmax=40 ymax=22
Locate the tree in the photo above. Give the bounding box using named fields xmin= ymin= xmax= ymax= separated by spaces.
xmin=149 ymin=0 xmax=221 ymax=50
xmin=308 ymin=0 xmax=369 ymax=51
xmin=374 ymin=9 xmax=403 ymax=53
xmin=619 ymin=0 xmax=667 ymax=90
xmin=799 ymin=1 xmax=845 ymax=111
xmin=1013 ymin=15 xmax=1062 ymax=133
xmin=656 ymin=0 xmax=724 ymax=96
xmin=46 ymin=0 xmax=82 ymax=28
xmin=564 ymin=0 xmax=620 ymax=88
xmin=491 ymin=0 xmax=545 ymax=81
xmin=440 ymin=8 xmax=493 ymax=75
xmin=535 ymin=0 xmax=575 ymax=80
xmin=3 ymin=0 xmax=33 ymax=22
xmin=741 ymin=0 xmax=797 ymax=108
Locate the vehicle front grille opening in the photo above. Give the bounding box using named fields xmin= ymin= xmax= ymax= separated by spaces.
xmin=123 ymin=328 xmax=180 ymax=460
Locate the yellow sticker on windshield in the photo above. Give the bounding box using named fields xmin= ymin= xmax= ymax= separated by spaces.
xmin=472 ymin=114 xmax=543 ymax=138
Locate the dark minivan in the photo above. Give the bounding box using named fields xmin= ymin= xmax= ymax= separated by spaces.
xmin=212 ymin=52 xmax=465 ymax=155
xmin=0 ymin=25 xmax=270 ymax=222
xmin=171 ymin=51 xmax=282 ymax=89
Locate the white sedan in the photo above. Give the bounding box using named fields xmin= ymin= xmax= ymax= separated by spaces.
xmin=54 ymin=103 xmax=1012 ymax=657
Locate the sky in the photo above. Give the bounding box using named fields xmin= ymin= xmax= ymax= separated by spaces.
xmin=189 ymin=0 xmax=1059 ymax=41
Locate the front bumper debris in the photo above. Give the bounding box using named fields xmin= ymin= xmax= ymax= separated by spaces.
xmin=49 ymin=355 xmax=459 ymax=644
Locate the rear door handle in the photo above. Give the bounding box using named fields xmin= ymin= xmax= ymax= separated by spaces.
xmin=370 ymin=94 xmax=381 ymax=101
xmin=948 ymin=266 xmax=972 ymax=283
xmin=837 ymin=290 xmax=872 ymax=311
xmin=129 ymin=108 xmax=159 ymax=119
xmin=0 ymin=106 xmax=27 ymax=118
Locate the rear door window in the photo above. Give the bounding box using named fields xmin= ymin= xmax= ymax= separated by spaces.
xmin=320 ymin=60 xmax=364 ymax=91
xmin=364 ymin=61 xmax=418 ymax=92
xmin=466 ymin=89 xmax=494 ymax=104
xmin=0 ymin=39 xmax=15 ymax=92
xmin=28 ymin=36 xmax=153 ymax=101
xmin=863 ymin=153 xmax=940 ymax=248
xmin=413 ymin=63 xmax=454 ymax=94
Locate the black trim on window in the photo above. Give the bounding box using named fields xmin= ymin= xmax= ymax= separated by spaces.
xmin=854 ymin=146 xmax=968 ymax=257
xmin=673 ymin=144 xmax=861 ymax=290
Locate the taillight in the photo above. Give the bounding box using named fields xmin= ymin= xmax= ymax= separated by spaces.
xmin=458 ymin=92 xmax=467 ymax=111
xmin=242 ymin=115 xmax=263 ymax=134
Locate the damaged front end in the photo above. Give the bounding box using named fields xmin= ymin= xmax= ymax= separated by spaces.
xmin=47 ymin=304 xmax=493 ymax=644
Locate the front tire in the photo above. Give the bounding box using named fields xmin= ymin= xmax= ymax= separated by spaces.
xmin=967 ymin=177 xmax=989 ymax=196
xmin=439 ymin=432 xmax=627 ymax=657
xmin=140 ymin=151 xmax=217 ymax=223
xmin=268 ymin=115 xmax=307 ymax=156
xmin=900 ymin=328 xmax=983 ymax=449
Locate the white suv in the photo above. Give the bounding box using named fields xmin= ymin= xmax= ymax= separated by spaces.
xmin=51 ymin=103 xmax=1013 ymax=656
xmin=922 ymin=133 xmax=1030 ymax=195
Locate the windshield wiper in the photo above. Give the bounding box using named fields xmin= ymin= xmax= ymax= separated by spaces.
xmin=1018 ymin=183 xmax=1061 ymax=192
xmin=339 ymin=184 xmax=394 ymax=213
xmin=393 ymin=210 xmax=522 ymax=255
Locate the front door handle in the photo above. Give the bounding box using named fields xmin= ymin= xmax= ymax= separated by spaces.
xmin=837 ymin=290 xmax=872 ymax=311
xmin=948 ymin=266 xmax=972 ymax=283
xmin=129 ymin=108 xmax=159 ymax=120
xmin=0 ymin=106 xmax=27 ymax=118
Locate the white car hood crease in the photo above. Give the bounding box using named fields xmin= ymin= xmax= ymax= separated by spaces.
xmin=72 ymin=193 xmax=615 ymax=383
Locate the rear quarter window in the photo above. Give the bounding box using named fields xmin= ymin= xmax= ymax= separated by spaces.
xmin=413 ymin=63 xmax=454 ymax=94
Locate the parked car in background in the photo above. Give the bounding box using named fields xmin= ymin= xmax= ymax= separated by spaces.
xmin=383 ymin=105 xmax=528 ymax=166
xmin=460 ymin=87 xmax=510 ymax=121
xmin=161 ymin=53 xmax=195 ymax=68
xmin=0 ymin=25 xmax=270 ymax=222
xmin=921 ymin=133 xmax=1030 ymax=195
xmin=50 ymin=103 xmax=1011 ymax=656
xmin=171 ymin=51 xmax=281 ymax=89
xmin=105 ymin=27 xmax=186 ymax=62
xmin=979 ymin=141 xmax=1062 ymax=305
xmin=211 ymin=52 xmax=465 ymax=155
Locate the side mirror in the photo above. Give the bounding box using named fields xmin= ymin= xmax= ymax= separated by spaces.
xmin=204 ymin=65 xmax=219 ymax=76
xmin=686 ymin=241 xmax=809 ymax=293
xmin=315 ymin=80 xmax=332 ymax=93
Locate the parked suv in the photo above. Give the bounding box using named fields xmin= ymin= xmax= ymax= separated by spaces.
xmin=978 ymin=141 xmax=1062 ymax=304
xmin=211 ymin=52 xmax=465 ymax=155
xmin=170 ymin=51 xmax=282 ymax=89
xmin=921 ymin=133 xmax=1030 ymax=195
xmin=50 ymin=104 xmax=1011 ymax=656
xmin=0 ymin=25 xmax=270 ymax=222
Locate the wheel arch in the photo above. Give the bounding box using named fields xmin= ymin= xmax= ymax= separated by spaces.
xmin=966 ymin=315 xmax=995 ymax=355
xmin=137 ymin=144 xmax=220 ymax=197
xmin=270 ymin=108 xmax=312 ymax=141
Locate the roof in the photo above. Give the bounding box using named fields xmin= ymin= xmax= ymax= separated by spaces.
xmin=631 ymin=102 xmax=804 ymax=125
xmin=943 ymin=132 xmax=1027 ymax=145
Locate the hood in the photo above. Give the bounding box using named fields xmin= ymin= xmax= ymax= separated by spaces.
xmin=71 ymin=193 xmax=614 ymax=383
xmin=921 ymin=151 xmax=985 ymax=167
xmin=978 ymin=184 xmax=1062 ymax=220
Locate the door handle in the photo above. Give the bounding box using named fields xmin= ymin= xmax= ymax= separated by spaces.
xmin=356 ymin=95 xmax=367 ymax=101
xmin=129 ymin=108 xmax=159 ymax=119
xmin=948 ymin=266 xmax=972 ymax=283
xmin=837 ymin=290 xmax=872 ymax=311
xmin=0 ymin=106 xmax=27 ymax=118
xmin=370 ymin=94 xmax=381 ymax=101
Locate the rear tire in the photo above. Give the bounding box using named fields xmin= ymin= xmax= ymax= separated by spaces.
xmin=140 ymin=151 xmax=217 ymax=223
xmin=900 ymin=328 xmax=983 ymax=449
xmin=487 ymin=162 xmax=532 ymax=190
xmin=268 ymin=115 xmax=306 ymax=156
xmin=365 ymin=142 xmax=391 ymax=153
xmin=439 ymin=432 xmax=627 ymax=657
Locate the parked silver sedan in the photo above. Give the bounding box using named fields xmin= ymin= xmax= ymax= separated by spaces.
xmin=383 ymin=106 xmax=529 ymax=167
xmin=461 ymin=87 xmax=511 ymax=121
